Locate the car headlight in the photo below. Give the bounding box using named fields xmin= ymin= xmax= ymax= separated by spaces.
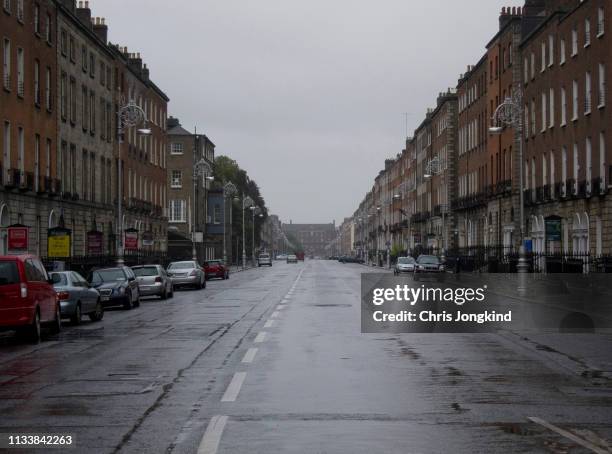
xmin=439 ymin=265 xmax=445 ymax=271
xmin=418 ymin=265 xmax=425 ymax=270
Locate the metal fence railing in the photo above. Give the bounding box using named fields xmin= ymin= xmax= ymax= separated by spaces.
xmin=42 ymin=251 xmax=172 ymax=278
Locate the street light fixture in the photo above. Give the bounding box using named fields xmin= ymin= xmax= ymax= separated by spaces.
xmin=423 ymin=156 xmax=448 ymax=261
xmin=116 ymin=99 xmax=151 ymax=266
xmin=250 ymin=205 xmax=261 ymax=265
xmin=222 ymin=182 xmax=237 ymax=265
xmin=489 ymin=89 xmax=528 ymax=273
xmin=241 ymin=195 xmax=253 ymax=269
xmin=192 ymin=158 xmax=213 ymax=261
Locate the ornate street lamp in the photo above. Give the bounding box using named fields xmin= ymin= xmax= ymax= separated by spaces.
xmin=241 ymin=195 xmax=253 ymax=268
xmin=192 ymin=158 xmax=213 ymax=261
xmin=116 ymin=99 xmax=151 ymax=266
xmin=489 ymin=89 xmax=528 ymax=273
xmin=222 ymin=182 xmax=237 ymax=264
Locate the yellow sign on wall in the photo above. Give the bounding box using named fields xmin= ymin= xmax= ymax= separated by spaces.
xmin=48 ymin=228 xmax=71 ymax=258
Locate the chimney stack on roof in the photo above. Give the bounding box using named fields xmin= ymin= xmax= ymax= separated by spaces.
xmin=92 ymin=16 xmax=108 ymax=43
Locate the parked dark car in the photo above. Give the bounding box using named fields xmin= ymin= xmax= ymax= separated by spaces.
xmin=0 ymin=255 xmax=61 ymax=342
xmin=339 ymin=256 xmax=365 ymax=264
xmin=203 ymin=260 xmax=229 ymax=280
xmin=88 ymin=267 xmax=140 ymax=310
xmin=132 ymin=265 xmax=173 ymax=299
xmin=50 ymin=271 xmax=103 ymax=324
xmin=414 ymin=255 xmax=445 ymax=281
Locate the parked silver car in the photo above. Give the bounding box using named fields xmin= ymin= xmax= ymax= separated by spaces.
xmin=132 ymin=265 xmax=174 ymax=299
xmin=394 ymin=256 xmax=417 ymax=275
xmin=258 ymin=253 xmax=272 ymax=267
xmin=50 ymin=271 xmax=104 ymax=324
xmin=167 ymin=261 xmax=206 ymax=289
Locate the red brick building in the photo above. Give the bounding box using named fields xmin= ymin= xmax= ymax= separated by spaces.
xmin=1 ymin=0 xmax=58 ymax=255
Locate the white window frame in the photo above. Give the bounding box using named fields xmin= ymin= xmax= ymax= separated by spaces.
xmin=549 ymin=88 xmax=555 ymax=128
xmin=572 ymin=79 xmax=579 ymax=121
xmin=541 ymin=92 xmax=547 ymax=132
xmin=561 ymin=87 xmax=567 ymax=126
xmin=560 ymin=38 xmax=566 ymax=65
xmin=585 ymin=71 xmax=592 ymax=114
xmin=171 ymin=170 xmax=182 ymax=188
xmin=598 ymin=63 xmax=606 ymax=108
xmin=597 ymin=7 xmax=605 ymax=37
xmin=548 ymin=35 xmax=554 ymax=67
xmin=170 ymin=142 xmax=183 ymax=155
xmin=585 ymin=18 xmax=591 ymax=47
xmin=572 ymin=28 xmax=578 ymax=56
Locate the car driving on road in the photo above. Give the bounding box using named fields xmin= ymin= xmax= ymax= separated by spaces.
xmin=414 ymin=255 xmax=445 ymax=281
xmin=88 ymin=267 xmax=140 ymax=310
xmin=132 ymin=265 xmax=173 ymax=299
xmin=203 ymin=260 xmax=229 ymax=280
xmin=258 ymin=253 xmax=272 ymax=267
xmin=287 ymin=254 xmax=298 ymax=263
xmin=167 ymin=261 xmax=206 ymax=289
xmin=394 ymin=256 xmax=417 ymax=275
xmin=51 ymin=271 xmax=104 ymax=324
xmin=0 ymin=255 xmax=61 ymax=342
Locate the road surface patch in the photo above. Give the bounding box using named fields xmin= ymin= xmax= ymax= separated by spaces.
xmin=197 ymin=415 xmax=228 ymax=454
xmin=221 ymin=372 xmax=247 ymax=402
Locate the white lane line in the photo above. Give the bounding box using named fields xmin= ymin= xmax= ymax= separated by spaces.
xmin=277 ymin=305 xmax=286 ymax=310
xmin=197 ymin=415 xmax=228 ymax=454
xmin=271 ymin=311 xmax=280 ymax=318
xmin=254 ymin=332 xmax=267 ymax=343
xmin=264 ymin=320 xmax=275 ymax=328
xmin=527 ymin=417 xmax=609 ymax=454
xmin=221 ymin=372 xmax=247 ymax=402
xmin=241 ymin=347 xmax=258 ymax=363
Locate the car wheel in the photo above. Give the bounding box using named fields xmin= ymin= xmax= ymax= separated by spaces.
xmin=133 ymin=293 xmax=140 ymax=308
xmin=161 ymin=287 xmax=167 ymax=300
xmin=49 ymin=304 xmax=62 ymax=335
xmin=22 ymin=309 xmax=41 ymax=343
xmin=169 ymin=286 xmax=174 ymax=298
xmin=123 ymin=294 xmax=133 ymax=310
xmin=71 ymin=303 xmax=82 ymax=325
xmin=89 ymin=300 xmax=104 ymax=322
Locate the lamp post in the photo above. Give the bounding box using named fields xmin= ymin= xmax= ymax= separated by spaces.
xmin=116 ymin=99 xmax=151 ymax=266
xmin=191 ymin=158 xmax=213 ymax=262
xmin=241 ymin=195 xmax=253 ymax=269
xmin=250 ymin=205 xmax=261 ymax=265
xmin=489 ymin=89 xmax=528 ymax=273
xmin=222 ymin=182 xmax=237 ymax=264
xmin=424 ymin=156 xmax=448 ymax=262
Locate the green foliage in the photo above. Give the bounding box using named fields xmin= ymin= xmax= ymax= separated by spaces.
xmin=213 ymin=156 xmax=268 ymax=261
xmin=390 ymin=243 xmax=404 ymax=259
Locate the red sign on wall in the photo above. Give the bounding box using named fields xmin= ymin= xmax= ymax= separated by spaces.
xmin=8 ymin=226 xmax=28 ymax=252
xmin=124 ymin=229 xmax=139 ymax=250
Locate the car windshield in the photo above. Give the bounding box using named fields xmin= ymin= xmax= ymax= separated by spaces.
xmin=132 ymin=266 xmax=159 ymax=277
xmin=418 ymin=256 xmax=440 ymax=265
xmin=50 ymin=273 xmax=68 ymax=286
xmin=91 ymin=269 xmax=126 ymax=284
xmin=207 ymin=261 xmax=222 ymax=266
xmin=168 ymin=262 xmax=195 ymax=270
xmin=398 ymin=257 xmax=415 ymax=264
xmin=259 ymin=255 xmax=269 ymax=259
xmin=0 ymin=261 xmax=19 ymax=286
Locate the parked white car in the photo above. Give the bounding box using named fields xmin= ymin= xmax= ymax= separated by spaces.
xmin=258 ymin=253 xmax=272 ymax=267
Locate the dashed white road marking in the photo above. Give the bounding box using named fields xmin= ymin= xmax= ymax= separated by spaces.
xmin=527 ymin=417 xmax=609 ymax=454
xmin=264 ymin=320 xmax=275 ymax=328
xmin=271 ymin=311 xmax=280 ymax=318
xmin=221 ymin=372 xmax=247 ymax=402
xmin=197 ymin=415 xmax=228 ymax=454
xmin=277 ymin=305 xmax=286 ymax=310
xmin=242 ymin=347 xmax=258 ymax=363
xmin=254 ymin=332 xmax=267 ymax=343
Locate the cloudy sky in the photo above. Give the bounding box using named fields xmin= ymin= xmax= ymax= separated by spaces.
xmin=94 ymin=0 xmax=516 ymax=224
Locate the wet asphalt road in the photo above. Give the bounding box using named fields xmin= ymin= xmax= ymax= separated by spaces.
xmin=0 ymin=261 xmax=611 ymax=453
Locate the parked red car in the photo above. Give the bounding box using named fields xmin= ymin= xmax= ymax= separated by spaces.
xmin=0 ymin=255 xmax=61 ymax=342
xmin=203 ymin=260 xmax=229 ymax=280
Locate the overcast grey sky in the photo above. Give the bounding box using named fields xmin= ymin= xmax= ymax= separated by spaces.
xmin=94 ymin=0 xmax=516 ymax=224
